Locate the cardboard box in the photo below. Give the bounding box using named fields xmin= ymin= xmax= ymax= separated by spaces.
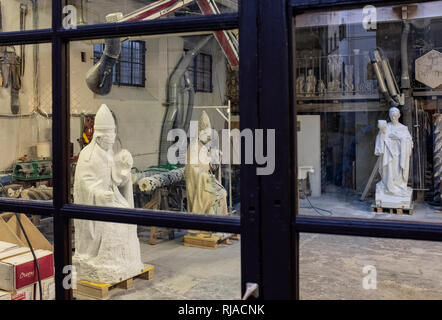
xmin=0 ymin=241 xmax=18 ymax=253
xmin=0 ymin=247 xmax=30 ymax=261
xmin=0 ymin=213 xmax=53 ymax=252
xmin=0 ymin=290 xmax=11 ymax=300
xmin=35 ymin=277 xmax=55 ymax=300
xmin=10 ymin=284 xmax=35 ymax=300
xmin=0 ymin=249 xmax=54 ymax=291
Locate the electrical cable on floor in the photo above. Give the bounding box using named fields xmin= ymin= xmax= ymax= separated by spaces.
xmin=14 ymin=213 xmax=42 ymax=300
xmin=300 ymin=189 xmax=333 ymax=216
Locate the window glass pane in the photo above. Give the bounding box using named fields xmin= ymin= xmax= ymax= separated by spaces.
xmin=0 ymin=43 xmax=52 ymax=204
xmin=294 ymin=1 xmax=442 ymax=223
xmin=0 ymin=212 xmax=54 ymax=300
xmin=0 ymin=1 xmax=51 ymax=32
xmin=300 ymin=233 xmax=442 ymax=300
xmin=72 ymin=220 xmax=241 ymax=300
xmin=64 ymin=0 xmax=238 ymax=29
xmin=69 ymin=30 xmax=240 ymax=220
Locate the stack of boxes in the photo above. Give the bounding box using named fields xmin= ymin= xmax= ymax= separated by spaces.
xmin=0 ymin=214 xmax=55 ymax=300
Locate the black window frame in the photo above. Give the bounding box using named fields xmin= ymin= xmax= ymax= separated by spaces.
xmin=289 ymin=0 xmax=442 ymax=299
xmin=0 ymin=0 xmax=244 ymax=301
xmin=93 ymin=40 xmax=146 ymax=88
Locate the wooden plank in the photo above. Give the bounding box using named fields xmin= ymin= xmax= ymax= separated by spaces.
xmin=184 ymin=233 xmax=238 ymax=249
xmin=75 ymin=264 xmax=155 ymax=300
xmin=371 ymin=205 xmax=413 ymax=215
xmin=360 ymin=157 xmax=380 ymax=201
xmin=117 ymin=278 xmax=133 ymax=290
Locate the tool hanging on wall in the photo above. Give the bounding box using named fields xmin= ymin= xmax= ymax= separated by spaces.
xmin=1 ymin=47 xmax=22 ymax=114
xmin=19 ymin=3 xmax=28 ymax=77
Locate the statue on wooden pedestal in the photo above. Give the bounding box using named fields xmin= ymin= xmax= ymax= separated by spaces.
xmin=374 ymin=107 xmax=413 ymax=209
xmin=305 ymin=69 xmax=317 ymax=97
xmin=73 ymin=104 xmax=144 ymax=284
xmin=185 ymin=111 xmax=227 ymax=216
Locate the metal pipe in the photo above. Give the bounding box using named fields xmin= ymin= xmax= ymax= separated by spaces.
xmin=401 ymin=21 xmax=411 ymax=89
xmin=159 ymin=35 xmax=212 ymax=164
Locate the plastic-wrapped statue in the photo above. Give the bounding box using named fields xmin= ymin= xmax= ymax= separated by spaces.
xmin=185 ymin=111 xmax=227 ymax=215
xmin=73 ymin=104 xmax=144 ymax=284
xmin=296 ymin=73 xmax=305 ymax=96
xmin=305 ymin=69 xmax=316 ymax=97
xmin=374 ymin=107 xmax=413 ymax=208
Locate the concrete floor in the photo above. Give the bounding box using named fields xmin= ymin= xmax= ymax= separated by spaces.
xmin=300 ymin=185 xmax=442 ymax=223
xmin=300 ymin=233 xmax=442 ymax=300
xmin=76 ymin=228 xmax=242 ymax=300
xmin=37 ymin=216 xmax=442 ymax=300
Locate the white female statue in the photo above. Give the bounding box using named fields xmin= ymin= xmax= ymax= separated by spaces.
xmin=73 ymin=104 xmax=144 ymax=284
xmin=374 ymin=107 xmax=413 ymax=208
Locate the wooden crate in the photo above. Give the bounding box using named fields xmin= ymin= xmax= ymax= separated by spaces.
xmin=371 ymin=205 xmax=414 ymax=215
xmin=74 ymin=264 xmax=154 ymax=300
xmin=184 ymin=233 xmax=240 ymax=249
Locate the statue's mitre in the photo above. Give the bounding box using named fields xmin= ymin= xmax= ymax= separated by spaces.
xmin=94 ymin=104 xmax=116 ymax=130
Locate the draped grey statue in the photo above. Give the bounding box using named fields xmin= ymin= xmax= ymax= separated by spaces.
xmin=374 ymin=107 xmax=413 ymax=209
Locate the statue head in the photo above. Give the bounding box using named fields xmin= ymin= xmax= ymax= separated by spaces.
xmin=198 ymin=111 xmax=212 ymax=144
xmin=94 ymin=104 xmax=116 ymax=151
xmin=389 ymin=107 xmax=400 ymax=124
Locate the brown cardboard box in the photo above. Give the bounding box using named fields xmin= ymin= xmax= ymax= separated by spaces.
xmin=10 ymin=284 xmax=34 ymax=300
xmin=0 ymin=241 xmax=18 ymax=253
xmin=0 ymin=213 xmax=53 ymax=252
xmin=35 ymin=277 xmax=55 ymax=300
xmin=0 ymin=247 xmax=30 ymax=261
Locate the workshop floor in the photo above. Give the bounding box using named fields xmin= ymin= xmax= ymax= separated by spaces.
xmin=37 ymin=218 xmax=442 ymax=300
xmin=299 ymin=185 xmax=442 ymax=223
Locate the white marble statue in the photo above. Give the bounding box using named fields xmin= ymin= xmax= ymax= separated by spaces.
xmin=296 ymin=73 xmax=305 ymax=96
xmin=185 ymin=111 xmax=227 ymax=215
xmin=317 ymin=80 xmax=326 ymax=96
xmin=73 ymin=104 xmax=144 ymax=284
xmin=305 ymin=69 xmax=316 ymax=97
xmin=374 ymin=107 xmax=413 ymax=209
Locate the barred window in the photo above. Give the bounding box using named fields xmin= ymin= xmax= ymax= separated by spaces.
xmin=93 ymin=40 xmax=146 ymax=87
xmin=187 ymin=52 xmax=213 ymax=93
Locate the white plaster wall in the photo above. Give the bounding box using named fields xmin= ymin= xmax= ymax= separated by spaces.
xmin=297 ymin=115 xmax=321 ymax=197
xmin=0 ymin=1 xmax=228 ymax=172
xmin=69 ymin=35 xmax=228 ymax=171
xmin=0 ymin=0 xmax=52 ymax=171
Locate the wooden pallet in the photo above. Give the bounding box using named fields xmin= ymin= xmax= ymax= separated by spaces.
xmin=74 ymin=264 xmax=154 ymax=300
xmin=184 ymin=233 xmax=240 ymax=249
xmin=371 ymin=205 xmax=414 ymax=215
